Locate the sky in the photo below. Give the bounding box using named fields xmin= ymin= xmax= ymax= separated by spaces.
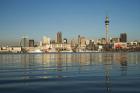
xmin=0 ymin=0 xmax=140 ymax=45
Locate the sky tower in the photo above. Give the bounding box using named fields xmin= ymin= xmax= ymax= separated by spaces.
xmin=105 ymin=16 xmax=109 ymax=44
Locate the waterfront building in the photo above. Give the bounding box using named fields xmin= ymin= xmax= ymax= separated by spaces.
xmin=86 ymin=40 xmax=95 ymax=50
xmin=130 ymin=41 xmax=139 ymax=46
xmin=71 ymin=39 xmax=77 ymax=47
xmin=97 ymin=39 xmax=101 ymax=44
xmin=110 ymin=38 xmax=120 ymax=43
xmin=85 ymin=40 xmax=90 ymax=45
xmin=80 ymin=37 xmax=86 ymax=47
xmin=101 ymin=38 xmax=106 ymax=44
xmin=120 ymin=33 xmax=127 ymax=42
xmin=0 ymin=46 xmax=21 ymax=53
xmin=48 ymin=43 xmax=72 ymax=52
xmin=98 ymin=45 xmax=103 ymax=51
xmin=8 ymin=47 xmax=22 ymax=53
xmin=114 ymin=42 xmax=127 ymax=49
xmin=78 ymin=36 xmax=86 ymax=47
xmin=97 ymin=38 xmax=106 ymax=45
xmin=43 ymin=36 xmax=50 ymax=45
xmin=63 ymin=38 xmax=68 ymax=44
xmin=29 ymin=40 xmax=34 ymax=47
xmin=78 ymin=35 xmax=81 ymax=46
xmin=57 ymin=32 xmax=62 ymax=44
xmin=20 ymin=37 xmax=29 ymax=47
xmin=39 ymin=41 xmax=42 ymax=47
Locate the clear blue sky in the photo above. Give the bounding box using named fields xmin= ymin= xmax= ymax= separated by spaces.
xmin=0 ymin=0 xmax=140 ymax=45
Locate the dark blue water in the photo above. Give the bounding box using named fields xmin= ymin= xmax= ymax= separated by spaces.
xmin=0 ymin=52 xmax=140 ymax=93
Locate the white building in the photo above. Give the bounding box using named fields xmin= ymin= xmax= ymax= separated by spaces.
xmin=42 ymin=36 xmax=50 ymax=45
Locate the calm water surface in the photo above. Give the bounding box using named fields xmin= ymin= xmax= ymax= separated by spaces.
xmin=0 ymin=52 xmax=140 ymax=93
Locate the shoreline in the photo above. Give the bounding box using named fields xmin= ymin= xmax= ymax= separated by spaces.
xmin=0 ymin=51 xmax=140 ymax=54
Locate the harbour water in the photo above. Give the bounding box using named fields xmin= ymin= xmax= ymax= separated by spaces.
xmin=0 ymin=52 xmax=140 ymax=93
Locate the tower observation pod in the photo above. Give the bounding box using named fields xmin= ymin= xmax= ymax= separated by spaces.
xmin=105 ymin=16 xmax=109 ymax=44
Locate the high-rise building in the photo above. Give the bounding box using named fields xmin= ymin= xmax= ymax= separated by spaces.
xmin=20 ymin=37 xmax=28 ymax=47
xmin=71 ymin=39 xmax=76 ymax=47
xmin=78 ymin=35 xmax=81 ymax=45
xmin=120 ymin=33 xmax=127 ymax=42
xmin=29 ymin=40 xmax=34 ymax=47
xmin=57 ymin=32 xmax=62 ymax=43
xmin=78 ymin=36 xmax=86 ymax=47
xmin=86 ymin=40 xmax=95 ymax=50
xmin=43 ymin=36 xmax=50 ymax=45
xmin=23 ymin=38 xmax=28 ymax=47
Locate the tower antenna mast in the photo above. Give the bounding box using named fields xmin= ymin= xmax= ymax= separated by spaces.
xmin=105 ymin=16 xmax=109 ymax=44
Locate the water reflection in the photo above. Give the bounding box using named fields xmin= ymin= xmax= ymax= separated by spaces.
xmin=119 ymin=53 xmax=127 ymax=76
xmin=0 ymin=53 xmax=140 ymax=93
xmin=103 ymin=54 xmax=113 ymax=93
xmin=0 ymin=53 xmax=139 ymax=75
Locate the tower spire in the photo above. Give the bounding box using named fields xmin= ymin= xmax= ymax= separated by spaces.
xmin=105 ymin=16 xmax=109 ymax=44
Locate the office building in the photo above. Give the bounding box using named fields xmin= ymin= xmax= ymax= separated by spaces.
xmin=43 ymin=36 xmax=50 ymax=45
xmin=78 ymin=36 xmax=86 ymax=47
xmin=111 ymin=38 xmax=120 ymax=43
xmin=29 ymin=40 xmax=34 ymax=47
xmin=120 ymin=33 xmax=127 ymax=42
xmin=20 ymin=37 xmax=28 ymax=47
xmin=57 ymin=32 xmax=62 ymax=43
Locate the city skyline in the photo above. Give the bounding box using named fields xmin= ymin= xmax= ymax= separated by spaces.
xmin=0 ymin=0 xmax=140 ymax=45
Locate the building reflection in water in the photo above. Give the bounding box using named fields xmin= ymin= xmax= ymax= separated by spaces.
xmin=0 ymin=53 xmax=140 ymax=93
xmin=21 ymin=54 xmax=29 ymax=80
xmin=119 ymin=53 xmax=128 ymax=76
xmin=103 ymin=53 xmax=113 ymax=93
xmin=56 ymin=53 xmax=63 ymax=78
xmin=12 ymin=53 xmax=134 ymax=93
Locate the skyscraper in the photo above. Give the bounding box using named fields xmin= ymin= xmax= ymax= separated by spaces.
xmin=29 ymin=40 xmax=34 ymax=47
xmin=57 ymin=32 xmax=62 ymax=43
xmin=78 ymin=35 xmax=81 ymax=46
xmin=120 ymin=33 xmax=127 ymax=42
xmin=20 ymin=36 xmax=28 ymax=47
xmin=78 ymin=35 xmax=86 ymax=47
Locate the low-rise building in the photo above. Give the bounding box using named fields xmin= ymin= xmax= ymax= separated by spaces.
xmin=114 ymin=42 xmax=127 ymax=49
